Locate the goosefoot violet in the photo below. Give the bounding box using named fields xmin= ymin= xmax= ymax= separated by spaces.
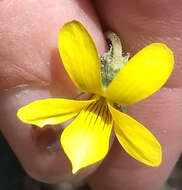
xmin=17 ymin=20 xmax=174 ymax=174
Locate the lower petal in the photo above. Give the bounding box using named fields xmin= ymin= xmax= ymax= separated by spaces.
xmin=61 ymin=98 xmax=113 ymax=174
xmin=108 ymin=103 xmax=162 ymax=167
xmin=17 ymin=98 xmax=96 ymax=128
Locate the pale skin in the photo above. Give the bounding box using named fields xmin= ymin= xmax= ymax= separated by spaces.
xmin=0 ymin=0 xmax=182 ymax=190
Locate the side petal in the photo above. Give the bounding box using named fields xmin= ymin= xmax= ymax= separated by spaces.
xmin=108 ymin=103 xmax=162 ymax=167
xmin=61 ymin=99 xmax=113 ymax=174
xmin=58 ymin=20 xmax=104 ymax=94
xmin=104 ymin=43 xmax=174 ymax=106
xmin=17 ymin=98 xmax=96 ymax=128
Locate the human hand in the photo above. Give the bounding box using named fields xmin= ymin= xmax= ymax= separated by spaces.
xmin=0 ymin=1 xmax=182 ymax=190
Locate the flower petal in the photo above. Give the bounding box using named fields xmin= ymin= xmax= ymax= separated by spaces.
xmin=17 ymin=98 xmax=96 ymax=128
xmin=104 ymin=43 xmax=174 ymax=106
xmin=58 ymin=20 xmax=104 ymax=94
xmin=108 ymin=103 xmax=162 ymax=167
xmin=61 ymin=98 xmax=113 ymax=174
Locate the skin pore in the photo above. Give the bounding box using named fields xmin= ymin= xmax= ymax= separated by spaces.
xmin=1 ymin=0 xmax=182 ymax=189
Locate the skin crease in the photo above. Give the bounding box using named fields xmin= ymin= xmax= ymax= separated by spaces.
xmin=0 ymin=0 xmax=182 ymax=189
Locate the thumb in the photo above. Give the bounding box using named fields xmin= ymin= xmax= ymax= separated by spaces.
xmin=0 ymin=0 xmax=105 ymax=183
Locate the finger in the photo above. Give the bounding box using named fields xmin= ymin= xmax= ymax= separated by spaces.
xmin=88 ymin=0 xmax=182 ymax=189
xmin=92 ymin=0 xmax=182 ymax=88
xmin=0 ymin=0 xmax=106 ymax=183
xmin=89 ymin=88 xmax=182 ymax=190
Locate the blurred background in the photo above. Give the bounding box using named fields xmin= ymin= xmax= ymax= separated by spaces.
xmin=0 ymin=132 xmax=181 ymax=190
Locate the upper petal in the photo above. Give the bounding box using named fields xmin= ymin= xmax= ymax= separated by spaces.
xmin=17 ymin=98 xmax=96 ymax=128
xmin=108 ymin=103 xmax=162 ymax=167
xmin=104 ymin=43 xmax=174 ymax=106
xmin=61 ymin=98 xmax=113 ymax=174
xmin=58 ymin=20 xmax=104 ymax=94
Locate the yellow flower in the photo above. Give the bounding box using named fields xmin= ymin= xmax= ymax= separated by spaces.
xmin=17 ymin=20 xmax=174 ymax=174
